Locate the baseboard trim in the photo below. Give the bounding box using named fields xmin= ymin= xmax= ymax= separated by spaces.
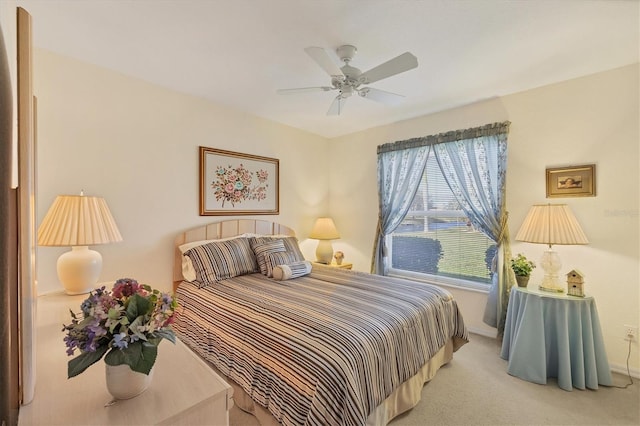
xmin=467 ymin=326 xmax=498 ymax=339
xmin=467 ymin=326 xmax=639 ymax=379
xmin=610 ymin=363 xmax=640 ymax=379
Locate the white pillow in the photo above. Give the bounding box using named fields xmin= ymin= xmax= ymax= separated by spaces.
xmin=179 ymin=234 xmax=250 ymax=282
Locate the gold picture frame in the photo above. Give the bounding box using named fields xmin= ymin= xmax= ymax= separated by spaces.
xmin=199 ymin=147 xmax=279 ymax=216
xmin=546 ymin=164 xmax=596 ymax=198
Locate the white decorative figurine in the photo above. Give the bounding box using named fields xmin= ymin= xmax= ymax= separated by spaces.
xmin=334 ymin=251 xmax=344 ymax=265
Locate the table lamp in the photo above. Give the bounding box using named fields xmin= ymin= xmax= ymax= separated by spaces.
xmin=37 ymin=193 xmax=122 ymax=295
xmin=309 ymin=217 xmax=340 ymax=264
xmin=515 ymin=203 xmax=588 ymax=292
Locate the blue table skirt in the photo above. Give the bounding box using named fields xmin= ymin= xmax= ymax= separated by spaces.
xmin=501 ymin=287 xmax=613 ymax=391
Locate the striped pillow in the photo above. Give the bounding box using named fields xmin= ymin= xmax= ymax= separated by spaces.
xmin=184 ymin=237 xmax=258 ymax=286
xmin=250 ymin=236 xmax=305 ymax=263
xmin=265 ymin=251 xmax=299 ymax=278
xmin=251 ymin=239 xmax=287 ymax=275
xmin=272 ymin=261 xmax=312 ymax=281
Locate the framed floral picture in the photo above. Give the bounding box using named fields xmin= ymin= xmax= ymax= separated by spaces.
xmin=546 ymin=164 xmax=596 ymax=198
xmin=199 ymin=147 xmax=279 ymax=215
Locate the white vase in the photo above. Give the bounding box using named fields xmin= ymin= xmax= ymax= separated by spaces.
xmin=105 ymin=363 xmax=154 ymax=400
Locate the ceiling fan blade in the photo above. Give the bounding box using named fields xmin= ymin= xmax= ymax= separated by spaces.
xmin=327 ymin=95 xmax=347 ymax=116
xmin=358 ymin=87 xmax=405 ymax=105
xmin=277 ymin=86 xmax=333 ymax=95
xmin=305 ymin=47 xmax=344 ymax=78
xmin=359 ymin=52 xmax=418 ymax=84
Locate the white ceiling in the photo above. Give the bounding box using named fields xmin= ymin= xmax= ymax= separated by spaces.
xmin=16 ymin=0 xmax=640 ymax=138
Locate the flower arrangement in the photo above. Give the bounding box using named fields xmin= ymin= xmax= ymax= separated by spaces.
xmin=211 ymin=163 xmax=269 ymax=207
xmin=510 ymin=253 xmax=536 ymax=277
xmin=62 ymin=278 xmax=177 ymax=378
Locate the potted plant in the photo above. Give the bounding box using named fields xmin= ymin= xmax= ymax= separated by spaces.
xmin=511 ymin=253 xmax=535 ymax=287
xmin=62 ymin=278 xmax=177 ymax=399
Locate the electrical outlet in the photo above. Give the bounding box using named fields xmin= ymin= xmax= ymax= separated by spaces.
xmin=623 ymin=325 xmax=638 ymax=341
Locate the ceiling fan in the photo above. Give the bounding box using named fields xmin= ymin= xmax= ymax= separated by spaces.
xmin=277 ymin=45 xmax=418 ymax=116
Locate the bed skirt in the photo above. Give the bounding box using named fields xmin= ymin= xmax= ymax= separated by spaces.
xmin=230 ymin=338 xmax=457 ymax=426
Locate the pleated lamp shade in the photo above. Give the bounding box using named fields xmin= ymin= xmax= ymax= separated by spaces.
xmin=38 ymin=194 xmax=122 ymax=295
xmin=38 ymin=195 xmax=122 ymax=246
xmin=515 ymin=204 xmax=588 ymax=247
xmin=515 ymin=203 xmax=588 ymax=293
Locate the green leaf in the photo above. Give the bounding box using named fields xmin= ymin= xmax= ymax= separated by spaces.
xmin=103 ymin=341 xmax=158 ymax=375
xmin=125 ymin=293 xmax=152 ymax=322
xmin=104 ymin=341 xmax=142 ymax=367
xmin=154 ymin=329 xmax=176 ymax=344
xmin=67 ymin=345 xmax=109 ymax=378
xmin=131 ymin=343 xmax=158 ymax=375
xmin=107 ymin=307 xmax=120 ymax=320
xmin=129 ymin=316 xmax=149 ymax=342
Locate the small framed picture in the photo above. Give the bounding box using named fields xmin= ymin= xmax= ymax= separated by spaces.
xmin=546 ymin=164 xmax=596 ymax=198
xmin=199 ymin=146 xmax=279 ymax=216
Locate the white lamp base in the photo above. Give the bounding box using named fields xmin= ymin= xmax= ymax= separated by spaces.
xmin=538 ymin=248 xmax=564 ymax=293
xmin=57 ymin=246 xmax=102 ymax=295
xmin=315 ymin=240 xmax=334 ymax=264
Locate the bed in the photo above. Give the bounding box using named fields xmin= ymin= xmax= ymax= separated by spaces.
xmin=172 ymin=219 xmax=468 ymax=426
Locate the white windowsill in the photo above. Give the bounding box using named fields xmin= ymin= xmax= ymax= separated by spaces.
xmin=387 ymin=269 xmax=491 ymax=294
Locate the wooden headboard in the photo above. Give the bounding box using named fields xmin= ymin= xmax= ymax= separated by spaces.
xmin=173 ymin=219 xmax=296 ymax=291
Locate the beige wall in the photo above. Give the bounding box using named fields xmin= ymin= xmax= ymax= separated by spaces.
xmin=329 ymin=64 xmax=640 ymax=374
xmin=34 ymin=49 xmax=330 ymax=295
xmin=34 ymin=46 xmax=638 ymax=374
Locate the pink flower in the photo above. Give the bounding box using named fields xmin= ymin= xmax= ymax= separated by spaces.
xmin=257 ymin=170 xmax=268 ymax=182
xmin=112 ymin=278 xmax=141 ymax=299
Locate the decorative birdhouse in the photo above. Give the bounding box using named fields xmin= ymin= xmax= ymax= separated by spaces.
xmin=566 ymin=269 xmax=585 ymax=297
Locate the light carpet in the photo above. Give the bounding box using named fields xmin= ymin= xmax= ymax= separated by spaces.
xmin=230 ymin=333 xmax=639 ymax=425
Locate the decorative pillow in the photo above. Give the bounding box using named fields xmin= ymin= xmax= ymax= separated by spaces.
xmin=251 ymin=239 xmax=287 ymax=275
xmin=279 ymin=236 xmax=305 ymax=261
xmin=250 ymin=236 xmax=305 ymax=262
xmin=179 ymin=235 xmax=249 ymax=282
xmin=183 ymin=237 xmax=258 ymax=286
xmin=265 ymin=251 xmax=299 ymax=278
xmin=272 ymin=261 xmax=312 ymax=281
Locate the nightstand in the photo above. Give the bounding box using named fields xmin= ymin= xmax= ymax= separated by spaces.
xmin=314 ymin=261 xmax=352 ymax=270
xmin=19 ymin=292 xmax=232 ymax=425
xmin=500 ymin=286 xmax=613 ymax=391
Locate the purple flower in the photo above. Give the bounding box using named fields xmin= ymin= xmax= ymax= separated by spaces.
xmin=112 ymin=332 xmax=128 ymax=349
xmin=62 ymin=278 xmax=177 ymax=377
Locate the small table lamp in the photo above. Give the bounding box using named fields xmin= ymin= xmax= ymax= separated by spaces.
xmin=309 ymin=217 xmax=340 ymax=264
xmin=515 ymin=203 xmax=589 ymax=292
xmin=37 ymin=193 xmax=122 ymax=295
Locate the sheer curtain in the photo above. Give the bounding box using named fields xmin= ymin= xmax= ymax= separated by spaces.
xmin=431 ymin=122 xmax=514 ymax=333
xmin=373 ymin=122 xmax=513 ymax=333
xmin=371 ymin=142 xmax=430 ymax=275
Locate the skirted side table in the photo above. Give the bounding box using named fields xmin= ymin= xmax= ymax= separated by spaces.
xmin=501 ymin=286 xmax=613 ymax=391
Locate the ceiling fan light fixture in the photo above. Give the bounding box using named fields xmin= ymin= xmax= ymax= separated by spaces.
xmin=278 ymin=45 xmax=418 ymax=114
xmin=340 ymin=86 xmax=354 ymax=98
xmin=336 ymin=45 xmax=357 ymax=63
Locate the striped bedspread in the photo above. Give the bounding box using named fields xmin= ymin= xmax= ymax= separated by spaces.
xmin=174 ymin=265 xmax=468 ymax=426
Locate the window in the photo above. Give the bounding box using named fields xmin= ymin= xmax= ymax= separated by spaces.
xmin=373 ymin=121 xmax=510 ymax=330
xmin=386 ymin=153 xmax=496 ymax=289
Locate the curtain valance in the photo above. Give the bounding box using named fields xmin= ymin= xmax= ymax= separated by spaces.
xmin=377 ymin=121 xmax=511 ymax=154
